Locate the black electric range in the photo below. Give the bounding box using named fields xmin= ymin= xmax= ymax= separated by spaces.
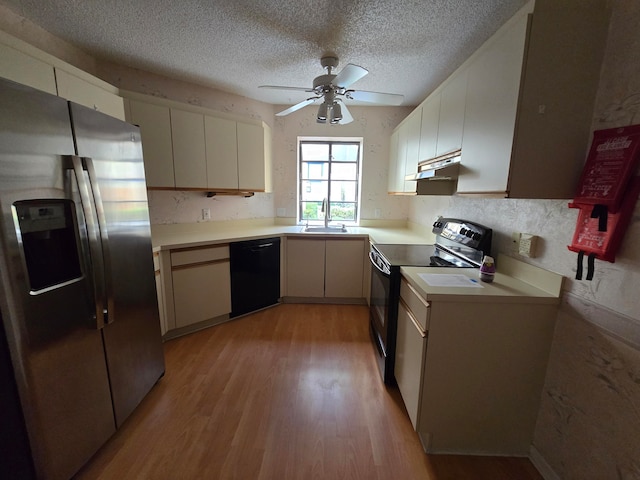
xmin=368 ymin=218 xmax=492 ymax=384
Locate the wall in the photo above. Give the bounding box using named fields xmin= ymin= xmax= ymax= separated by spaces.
xmin=409 ymin=1 xmax=640 ymax=478
xmin=270 ymin=104 xmax=411 ymax=222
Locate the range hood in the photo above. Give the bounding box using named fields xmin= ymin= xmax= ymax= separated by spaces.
xmin=405 ymin=149 xmax=461 ymax=182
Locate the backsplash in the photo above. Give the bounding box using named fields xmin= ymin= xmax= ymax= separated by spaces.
xmin=147 ymin=191 xmax=275 ymax=224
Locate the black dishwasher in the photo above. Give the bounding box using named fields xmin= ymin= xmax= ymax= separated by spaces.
xmin=229 ymin=237 xmax=281 ymax=318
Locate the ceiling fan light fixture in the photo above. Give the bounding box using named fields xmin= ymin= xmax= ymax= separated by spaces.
xmin=317 ymin=102 xmax=328 ymax=123
xmin=330 ymin=102 xmax=342 ymax=124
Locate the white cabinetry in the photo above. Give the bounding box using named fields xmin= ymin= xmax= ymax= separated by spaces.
xmin=418 ymin=94 xmax=440 ymax=162
xmin=0 ymin=30 xmax=124 ymax=119
xmin=387 ymin=130 xmax=401 ymax=193
xmin=398 ymin=262 xmax=562 ymax=456
xmin=286 ymin=238 xmax=326 ymax=297
xmin=205 ymin=118 xmax=272 ymax=191
xmin=396 ymin=278 xmax=429 ymax=429
xmin=457 ymin=0 xmax=610 ymax=198
xmin=238 ymin=122 xmax=269 ymax=191
xmin=128 ymin=100 xmax=175 ymax=188
xmin=285 ymin=237 xmax=366 ymax=300
xmin=205 ymin=116 xmax=238 ymax=189
xmin=0 ymin=42 xmax=56 ymax=94
xmin=170 ymin=245 xmax=231 ymax=330
xmin=122 ymin=92 xmax=272 ymax=193
xmin=388 ymin=108 xmax=422 ymax=194
xmin=435 ymin=68 xmax=467 ymax=156
xmin=55 ymin=68 xmax=125 ymax=120
xmin=325 ymin=239 xmax=366 ymax=298
xmin=171 ymin=109 xmax=207 ymax=189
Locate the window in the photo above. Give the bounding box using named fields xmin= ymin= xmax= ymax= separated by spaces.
xmin=298 ymin=138 xmax=362 ymax=224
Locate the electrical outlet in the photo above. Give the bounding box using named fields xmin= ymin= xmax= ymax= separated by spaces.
xmin=518 ymin=233 xmax=538 ymax=258
xmin=276 ymin=208 xmax=286 ymax=217
xmin=375 ymin=208 xmax=382 ymax=218
xmin=202 ymin=208 xmax=211 ymax=220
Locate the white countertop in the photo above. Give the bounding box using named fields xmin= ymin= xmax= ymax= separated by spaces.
xmin=151 ymin=219 xmax=434 ymax=251
xmin=401 ymin=255 xmax=563 ymax=305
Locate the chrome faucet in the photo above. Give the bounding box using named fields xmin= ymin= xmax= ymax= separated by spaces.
xmin=321 ymin=198 xmax=331 ymax=227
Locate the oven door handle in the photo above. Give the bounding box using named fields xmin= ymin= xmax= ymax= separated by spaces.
xmin=369 ymin=251 xmax=391 ymax=276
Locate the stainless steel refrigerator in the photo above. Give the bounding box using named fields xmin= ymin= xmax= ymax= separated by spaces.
xmin=0 ymin=77 xmax=165 ymax=479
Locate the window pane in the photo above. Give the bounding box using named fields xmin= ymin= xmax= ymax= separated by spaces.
xmin=301 ymin=201 xmax=323 ymax=221
xmin=330 ymin=202 xmax=356 ymax=221
xmin=330 ymin=181 xmax=357 ymax=202
xmin=332 ymin=144 xmax=359 ymax=162
xmin=301 ymin=143 xmax=329 ymax=161
xmin=300 ymin=180 xmax=328 ymax=201
xmin=331 ymin=163 xmax=356 ymax=180
xmin=301 ymin=161 xmax=328 ymax=180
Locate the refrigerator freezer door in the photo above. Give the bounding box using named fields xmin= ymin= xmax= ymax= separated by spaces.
xmin=69 ymin=102 xmax=165 ymax=427
xmin=0 ymin=79 xmax=116 ymax=480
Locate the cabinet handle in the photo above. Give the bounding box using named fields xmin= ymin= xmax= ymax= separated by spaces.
xmin=399 ymin=298 xmax=427 ymax=338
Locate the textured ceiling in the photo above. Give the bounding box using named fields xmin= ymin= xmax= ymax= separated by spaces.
xmin=1 ymin=0 xmax=528 ymax=107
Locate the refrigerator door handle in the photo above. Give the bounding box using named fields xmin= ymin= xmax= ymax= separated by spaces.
xmin=82 ymin=156 xmax=114 ymax=325
xmin=70 ymin=155 xmax=108 ymax=329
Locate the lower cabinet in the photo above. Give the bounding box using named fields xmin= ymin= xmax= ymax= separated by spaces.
xmin=170 ymin=245 xmax=231 ymax=329
xmin=396 ymin=274 xmax=558 ymax=455
xmin=395 ymin=279 xmax=429 ymax=429
xmin=286 ymin=237 xmax=366 ymax=300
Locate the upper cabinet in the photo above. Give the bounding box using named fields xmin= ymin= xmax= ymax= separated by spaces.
xmin=54 ymin=68 xmax=125 ymax=121
xmin=0 ymin=30 xmax=124 ymax=120
xmin=435 ymin=68 xmax=467 ymax=157
xmin=388 ymin=0 xmax=610 ymax=199
xmin=388 ymin=107 xmax=422 ymax=194
xmin=171 ymin=108 xmax=207 ymax=189
xmin=0 ymin=41 xmax=57 ymax=94
xmin=457 ymin=0 xmax=610 ymax=198
xmin=123 ymin=92 xmax=272 ymax=193
xmin=128 ymin=100 xmax=175 ymax=188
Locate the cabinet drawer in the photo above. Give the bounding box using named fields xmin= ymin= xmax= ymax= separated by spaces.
xmin=400 ymin=277 xmax=430 ymax=330
xmin=171 ymin=245 xmax=230 ymax=267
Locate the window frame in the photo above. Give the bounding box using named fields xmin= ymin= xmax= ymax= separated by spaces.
xmin=297 ymin=137 xmax=363 ymax=225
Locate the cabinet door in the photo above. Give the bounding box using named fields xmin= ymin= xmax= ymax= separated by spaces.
xmin=286 ymin=238 xmax=325 ymax=297
xmin=387 ymin=129 xmax=400 ymax=193
xmin=435 ymin=68 xmax=468 ymax=156
xmin=171 ymin=109 xmax=207 ymax=188
xmin=55 ymin=68 xmax=125 ymax=120
xmin=237 ymin=122 xmax=266 ymax=191
xmin=402 ymin=109 xmax=423 ymax=192
xmin=172 ymin=261 xmax=231 ymax=329
xmin=457 ymin=13 xmax=528 ymax=194
xmin=396 ymin=300 xmax=426 ymax=429
xmin=205 ymin=116 xmax=238 ymax=189
xmin=325 ymin=239 xmax=365 ymax=298
xmin=0 ymin=43 xmax=57 ymax=94
xmin=418 ymin=93 xmax=440 ymax=162
xmin=129 ymin=100 xmax=175 ymax=188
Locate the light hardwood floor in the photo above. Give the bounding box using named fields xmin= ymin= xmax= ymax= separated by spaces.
xmin=75 ymin=304 xmax=543 ymax=480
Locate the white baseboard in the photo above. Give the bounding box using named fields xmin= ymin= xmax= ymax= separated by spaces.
xmin=529 ymin=446 xmax=561 ymax=480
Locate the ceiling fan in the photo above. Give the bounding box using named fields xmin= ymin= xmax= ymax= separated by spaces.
xmin=259 ymin=56 xmax=404 ymax=125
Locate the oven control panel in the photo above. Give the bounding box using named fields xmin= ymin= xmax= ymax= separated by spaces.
xmin=432 ymin=217 xmax=492 ymax=254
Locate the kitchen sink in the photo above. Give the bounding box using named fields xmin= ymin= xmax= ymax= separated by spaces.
xmin=302 ymin=225 xmax=347 ymax=233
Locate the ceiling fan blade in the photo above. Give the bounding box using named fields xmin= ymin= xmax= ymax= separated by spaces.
xmin=259 ymin=85 xmax=313 ymax=92
xmin=333 ymin=64 xmax=368 ymax=89
xmin=337 ymin=101 xmax=354 ymax=124
xmin=346 ymin=90 xmax=404 ymax=105
xmin=275 ymin=97 xmax=319 ymax=116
